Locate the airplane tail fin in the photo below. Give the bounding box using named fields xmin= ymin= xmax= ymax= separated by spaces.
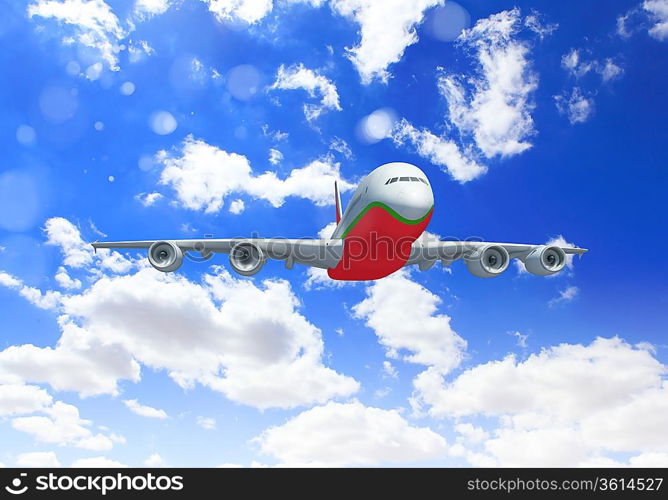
xmin=335 ymin=181 xmax=342 ymax=224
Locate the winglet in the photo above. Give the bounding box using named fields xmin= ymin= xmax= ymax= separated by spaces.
xmin=334 ymin=181 xmax=342 ymax=224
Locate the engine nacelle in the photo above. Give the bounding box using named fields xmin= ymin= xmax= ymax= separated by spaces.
xmin=148 ymin=241 xmax=183 ymax=272
xmin=229 ymin=242 xmax=266 ymax=276
xmin=466 ymin=245 xmax=510 ymax=278
xmin=523 ymin=245 xmax=567 ymax=276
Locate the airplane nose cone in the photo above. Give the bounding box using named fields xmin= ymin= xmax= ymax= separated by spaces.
xmin=395 ymin=183 xmax=434 ymax=220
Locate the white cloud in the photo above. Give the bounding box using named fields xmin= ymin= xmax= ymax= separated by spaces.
xmin=27 ymin=0 xmax=126 ymax=70
xmin=455 ymin=423 xmax=489 ymax=445
xmin=268 ymin=148 xmax=283 ymax=165
xmin=0 ymin=384 xmax=53 ymax=416
xmin=254 ymin=400 xmax=447 ymax=466
xmin=382 ymin=361 xmax=398 ymax=379
xmin=392 ymin=119 xmax=486 ymax=183
xmin=45 ymin=217 xmax=94 ymax=268
xmin=16 ymin=451 xmax=61 ymax=467
xmin=644 ymin=0 xmax=668 ymax=40
xmin=0 ymin=271 xmax=62 ymax=311
xmin=548 ymin=285 xmax=579 ymax=307
xmin=144 ymin=453 xmax=165 ymax=467
xmin=412 ymin=337 xmax=668 ymax=466
xmin=561 ymin=49 xmax=623 ymax=82
xmin=329 ymin=137 xmax=353 ymax=159
xmin=523 ymin=12 xmax=557 ymax=39
xmin=196 ymin=416 xmax=217 ymax=430
xmin=508 ymin=330 xmax=528 ymax=348
xmin=134 ymin=0 xmax=172 ymax=20
xmin=600 ymin=58 xmax=624 ymax=82
xmin=71 ymin=456 xmax=128 ymax=467
xmin=135 ymin=192 xmax=163 ymax=207
xmin=228 ymin=199 xmax=245 ymax=214
xmin=439 ymin=8 xmax=538 ymax=158
xmin=330 ymin=0 xmax=443 ymax=84
xmin=561 ymin=48 xmax=592 ymax=78
xmin=392 ymin=9 xmax=541 ymax=180
xmin=555 ymin=87 xmax=594 ymax=124
xmin=157 ymin=136 xmax=354 ymax=213
xmin=55 ymin=266 xmax=82 ymax=290
xmin=202 ymin=0 xmax=274 ymax=24
xmin=1 ymin=257 xmax=359 ymax=409
xmin=44 ymin=217 xmax=135 ymax=275
xmin=629 ymin=452 xmax=668 ymax=467
xmin=352 ymin=269 xmax=466 ymax=373
xmin=270 ymin=64 xmax=341 ymax=121
xmin=124 ymin=399 xmax=168 ymax=419
xmin=12 ymin=401 xmax=120 ymax=451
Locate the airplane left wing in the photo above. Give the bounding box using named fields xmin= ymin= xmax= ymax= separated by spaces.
xmin=407 ymin=239 xmax=588 ymax=277
xmin=92 ymin=238 xmax=343 ymax=275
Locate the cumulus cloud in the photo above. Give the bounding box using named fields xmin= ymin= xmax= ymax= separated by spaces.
xmin=135 ymin=192 xmax=164 ymax=207
xmin=124 ymin=399 xmax=168 ymax=419
xmin=1 ymin=227 xmax=359 ymax=408
xmin=16 ymin=451 xmax=61 ymax=467
xmin=270 ymin=64 xmax=341 ymax=121
xmin=644 ymin=0 xmax=668 ymax=40
xmin=55 ymin=266 xmax=82 ymax=290
xmin=554 ymin=87 xmax=594 ymax=124
xmin=268 ymin=148 xmax=283 ymax=165
xmin=27 ymin=0 xmax=126 ymax=69
xmin=254 ymin=400 xmax=447 ymax=466
xmin=157 ymin=136 xmax=355 ymax=213
xmin=144 ymin=453 xmax=165 ymax=467
xmin=133 ymin=0 xmax=172 ymax=20
xmin=0 ymin=384 xmax=53 ymax=416
xmin=352 ymin=269 xmax=466 ymax=373
xmin=71 ymin=456 xmax=128 ymax=467
xmin=392 ymin=119 xmax=486 ymax=183
xmin=202 ymin=0 xmax=275 ymax=24
xmin=561 ymin=48 xmax=623 ymax=82
xmin=439 ymin=8 xmax=538 ymax=158
xmin=412 ymin=337 xmax=668 ymax=466
xmin=0 ymin=271 xmax=62 ymax=311
xmin=547 ymin=285 xmax=579 ymax=307
xmin=228 ymin=199 xmax=245 ymax=214
xmin=330 ymin=0 xmax=442 ymax=84
xmin=196 ymin=416 xmax=217 ymax=430
xmin=556 ymin=48 xmax=623 ymax=125
xmin=392 ymin=8 xmax=542 ymax=181
xmin=12 ymin=401 xmax=122 ymax=451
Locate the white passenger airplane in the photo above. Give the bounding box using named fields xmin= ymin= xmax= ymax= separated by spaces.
xmin=92 ymin=162 xmax=587 ymax=280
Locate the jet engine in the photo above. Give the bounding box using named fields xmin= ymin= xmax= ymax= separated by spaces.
xmin=466 ymin=245 xmax=510 ymax=278
xmin=148 ymin=241 xmax=183 ymax=272
xmin=523 ymin=245 xmax=566 ymax=276
xmin=229 ymin=242 xmax=266 ymax=276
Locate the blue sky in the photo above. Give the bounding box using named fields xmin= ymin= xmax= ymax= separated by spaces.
xmin=0 ymin=0 xmax=667 ymax=468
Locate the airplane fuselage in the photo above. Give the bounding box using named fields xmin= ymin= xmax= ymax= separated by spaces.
xmin=328 ymin=162 xmax=434 ymax=280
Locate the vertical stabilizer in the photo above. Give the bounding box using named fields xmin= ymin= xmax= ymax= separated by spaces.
xmin=335 ymin=181 xmax=343 ymax=224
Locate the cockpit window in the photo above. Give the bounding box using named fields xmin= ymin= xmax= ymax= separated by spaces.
xmin=386 ymin=176 xmax=428 ymax=184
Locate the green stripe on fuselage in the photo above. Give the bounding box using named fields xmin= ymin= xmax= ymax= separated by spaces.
xmin=340 ymin=202 xmax=433 ymax=238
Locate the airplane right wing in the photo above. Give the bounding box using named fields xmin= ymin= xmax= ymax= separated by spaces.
xmin=407 ymin=239 xmax=588 ymax=277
